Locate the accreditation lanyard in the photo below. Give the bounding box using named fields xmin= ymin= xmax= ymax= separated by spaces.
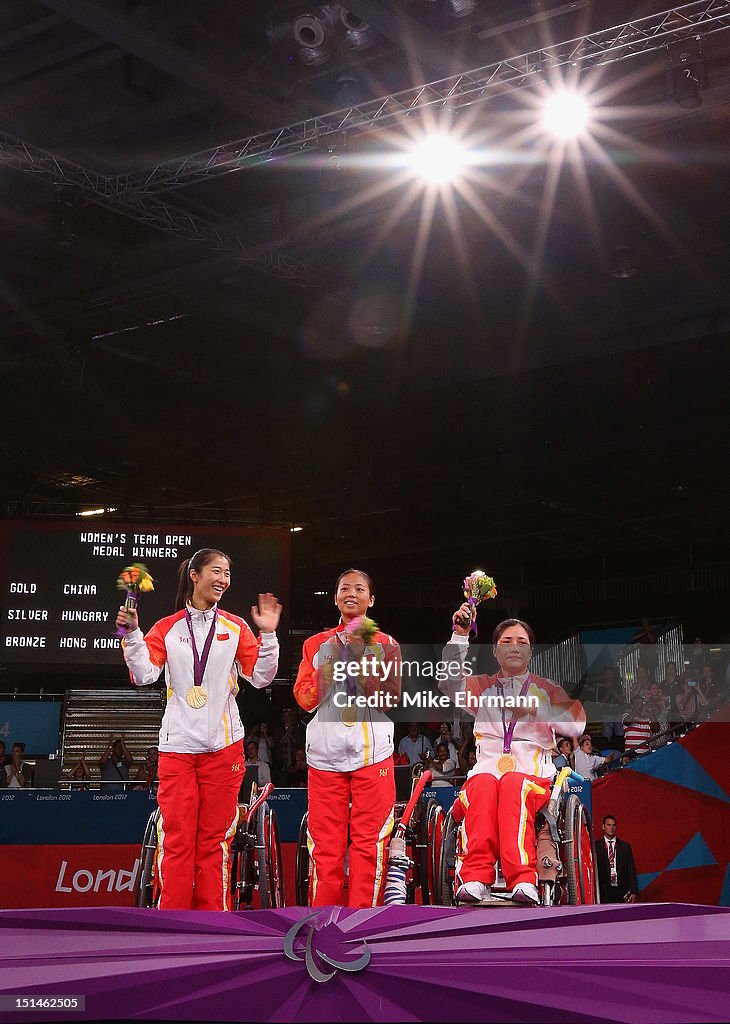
xmin=497 ymin=675 xmax=532 ymax=754
xmin=185 ymin=607 xmax=218 ymax=689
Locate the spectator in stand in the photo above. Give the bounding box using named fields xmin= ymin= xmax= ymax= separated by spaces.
xmin=284 ymin=748 xmax=308 ymax=788
xmin=595 ymin=665 xmax=626 ymax=746
xmin=71 ymin=754 xmax=91 ymax=791
xmin=397 ymin=722 xmax=434 ymax=767
xmin=574 ymin=735 xmax=618 ymax=780
xmin=273 ymin=707 xmax=304 ymax=777
xmin=244 ymin=739 xmax=271 ymax=786
xmin=458 ymin=737 xmax=476 ymax=776
xmin=436 ymin=722 xmax=459 ymax=762
xmin=248 ymin=722 xmax=274 ymax=766
xmin=5 ymin=742 xmax=32 ymax=789
xmin=699 ymin=665 xmax=722 ymax=708
xmin=596 ymin=814 xmax=638 ymax=903
xmin=631 ymin=664 xmax=653 ymax=699
xmin=633 ymin=616 xmax=658 ymax=673
xmin=661 ymin=661 xmax=681 ymax=706
xmin=99 ymin=734 xmax=134 ymax=792
xmin=132 ymin=746 xmax=159 ymax=792
xmin=430 ymin=742 xmax=457 ymax=787
xmin=0 ymin=741 xmax=7 ymax=788
xmin=622 ymin=697 xmax=654 ymax=757
xmin=552 ymin=736 xmax=575 ymax=771
xmin=675 ymin=675 xmax=708 ymax=723
xmin=644 ymin=682 xmax=668 ymax=745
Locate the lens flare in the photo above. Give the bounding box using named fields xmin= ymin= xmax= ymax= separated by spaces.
xmin=542 ymin=91 xmax=590 ymax=139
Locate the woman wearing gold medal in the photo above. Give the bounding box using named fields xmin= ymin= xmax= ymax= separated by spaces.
xmin=293 ymin=569 xmax=401 ymax=907
xmin=116 ymin=548 xmax=281 ymax=910
xmin=440 ymin=610 xmax=585 ymax=905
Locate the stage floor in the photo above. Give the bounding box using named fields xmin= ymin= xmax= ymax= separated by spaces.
xmin=0 ymin=902 xmax=728 ymax=1023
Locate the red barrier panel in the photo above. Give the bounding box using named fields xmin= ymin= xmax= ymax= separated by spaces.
xmin=1 ymin=843 xmax=301 ymax=910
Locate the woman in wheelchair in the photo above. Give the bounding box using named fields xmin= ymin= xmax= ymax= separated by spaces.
xmin=293 ymin=569 xmax=401 ymax=907
xmin=440 ymin=611 xmax=585 ymax=905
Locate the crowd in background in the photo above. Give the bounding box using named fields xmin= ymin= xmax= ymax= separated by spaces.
xmin=4 ymin=621 xmax=728 ymax=793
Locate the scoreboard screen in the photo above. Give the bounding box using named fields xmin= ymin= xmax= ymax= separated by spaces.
xmin=0 ymin=521 xmax=290 ymax=670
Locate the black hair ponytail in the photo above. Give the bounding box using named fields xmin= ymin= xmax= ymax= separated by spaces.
xmin=174 ymin=548 xmax=232 ymax=611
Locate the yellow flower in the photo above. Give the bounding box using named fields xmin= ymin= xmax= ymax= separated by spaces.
xmin=139 ymin=576 xmax=154 ymax=593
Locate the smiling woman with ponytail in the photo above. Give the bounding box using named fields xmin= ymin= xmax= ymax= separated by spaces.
xmin=115 ymin=547 xmax=282 ymax=911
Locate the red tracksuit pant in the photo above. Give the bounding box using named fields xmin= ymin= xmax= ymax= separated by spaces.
xmin=156 ymin=739 xmax=243 ymax=911
xmin=307 ymin=757 xmax=395 ymax=908
xmin=455 ymin=771 xmax=551 ymax=890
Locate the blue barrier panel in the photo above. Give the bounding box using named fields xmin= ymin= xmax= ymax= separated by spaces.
xmin=570 ymin=778 xmax=592 ymax=817
xmin=0 ymin=701 xmax=61 ymax=755
xmin=0 ymin=783 xmax=589 ymax=847
xmin=0 ymin=789 xmax=310 ymax=846
xmin=0 ymin=791 xmax=157 ymax=846
xmin=262 ymin=790 xmax=308 ymax=843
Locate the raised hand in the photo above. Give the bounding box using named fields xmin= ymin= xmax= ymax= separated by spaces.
xmin=452 ymin=601 xmax=473 ymax=636
xmin=251 ymin=592 xmax=282 ymax=634
xmin=115 ymin=605 xmax=139 ymax=633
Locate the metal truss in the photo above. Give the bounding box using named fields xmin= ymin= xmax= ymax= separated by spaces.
xmin=0 ymin=134 xmax=316 ymax=287
xmin=105 ymin=0 xmax=730 ymax=195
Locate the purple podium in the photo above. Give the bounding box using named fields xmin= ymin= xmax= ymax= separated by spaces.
xmin=1 ymin=903 xmax=729 ymax=1022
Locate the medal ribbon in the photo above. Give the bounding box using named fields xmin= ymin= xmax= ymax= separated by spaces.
xmin=497 ymin=675 xmax=532 ymax=754
xmin=185 ymin=608 xmax=218 ymax=688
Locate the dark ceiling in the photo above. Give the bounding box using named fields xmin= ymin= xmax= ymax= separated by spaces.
xmin=2 ymin=0 xmax=730 ymax=615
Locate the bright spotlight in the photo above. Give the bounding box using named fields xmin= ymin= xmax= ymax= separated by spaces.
xmin=408 ymin=134 xmax=470 ymax=185
xmin=542 ymin=91 xmax=590 ymax=140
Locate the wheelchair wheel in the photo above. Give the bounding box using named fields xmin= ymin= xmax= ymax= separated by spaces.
xmin=134 ymin=808 xmax=161 ymax=908
xmin=295 ymin=811 xmax=310 ymax=906
xmin=418 ymin=800 xmax=444 ymax=906
xmin=435 ymin=809 xmax=458 ymax=906
xmin=257 ymin=803 xmax=285 ymax=908
xmin=562 ymin=794 xmax=598 ymax=905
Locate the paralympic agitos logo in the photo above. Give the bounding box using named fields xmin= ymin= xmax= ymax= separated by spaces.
xmin=284 ymin=911 xmax=371 ymax=983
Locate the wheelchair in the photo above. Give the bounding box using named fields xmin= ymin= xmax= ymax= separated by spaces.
xmin=294 ymin=763 xmax=444 ymax=905
xmin=134 ymin=777 xmax=285 ymax=910
xmin=435 ymin=767 xmax=599 ymax=907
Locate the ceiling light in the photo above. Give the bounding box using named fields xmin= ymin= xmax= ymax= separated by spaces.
xmin=542 ymin=90 xmax=590 ymax=139
xmin=291 ymin=525 xmax=304 ymax=533
xmin=408 ymin=133 xmax=470 ymax=185
xmin=76 ymin=507 xmax=117 ymax=517
xmin=446 ymin=0 xmax=477 ymax=16
xmin=293 ymin=12 xmax=332 ymax=65
xmin=339 ymin=8 xmax=376 ymax=50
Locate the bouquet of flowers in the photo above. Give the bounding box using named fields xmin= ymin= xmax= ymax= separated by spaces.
xmin=115 ymin=562 xmax=154 ymax=637
xmin=457 ymin=569 xmax=497 ymax=637
xmin=343 ymin=614 xmax=379 ymax=646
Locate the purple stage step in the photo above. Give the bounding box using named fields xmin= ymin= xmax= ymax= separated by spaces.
xmin=0 ymin=903 xmax=729 ymax=1022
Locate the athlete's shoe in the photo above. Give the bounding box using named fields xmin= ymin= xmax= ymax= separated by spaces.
xmin=455 ymin=881 xmax=492 ymax=903
xmin=511 ymin=882 xmax=540 ymax=905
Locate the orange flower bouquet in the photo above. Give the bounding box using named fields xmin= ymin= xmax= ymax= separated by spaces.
xmin=115 ymin=562 xmax=154 ymax=636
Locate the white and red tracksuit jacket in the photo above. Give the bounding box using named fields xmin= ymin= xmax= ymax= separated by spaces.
xmin=440 ymin=634 xmax=585 ymax=779
xmin=123 ymin=604 xmax=279 ymax=753
xmin=293 ymin=624 xmax=400 ymax=771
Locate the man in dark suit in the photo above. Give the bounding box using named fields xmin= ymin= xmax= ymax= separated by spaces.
xmin=596 ymin=814 xmax=638 ymax=903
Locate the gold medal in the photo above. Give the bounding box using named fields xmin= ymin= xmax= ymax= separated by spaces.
xmin=186 ymin=685 xmax=208 ymax=709
xmin=497 ymin=753 xmax=517 ymax=775
xmin=339 ymin=705 xmax=358 ymax=726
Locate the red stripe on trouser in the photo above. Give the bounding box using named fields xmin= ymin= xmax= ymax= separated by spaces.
xmin=157 ymin=739 xmax=243 ymax=911
xmin=456 ymin=771 xmax=551 ymax=890
xmin=308 ymin=757 xmax=395 ymax=908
